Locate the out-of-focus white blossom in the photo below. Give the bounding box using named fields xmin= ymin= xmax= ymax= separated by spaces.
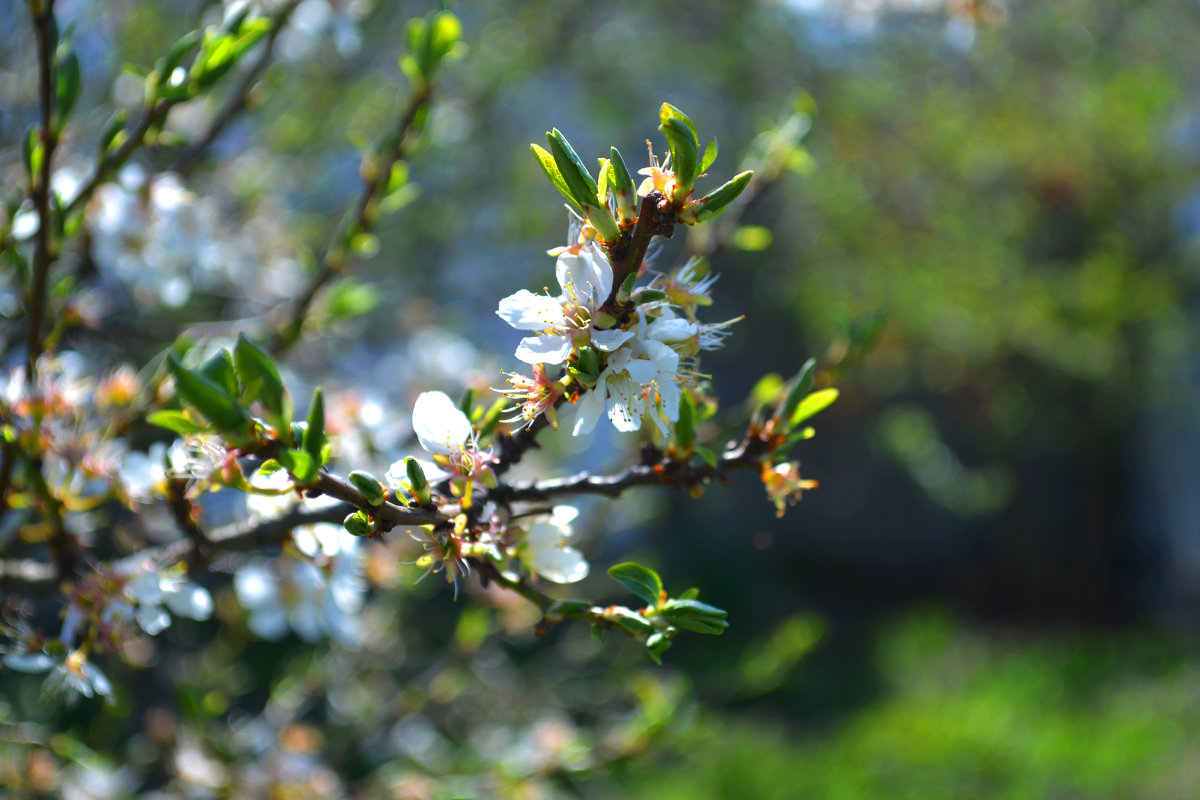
xmin=522 ymin=506 xmax=588 ymax=584
xmin=233 ymin=543 xmax=364 ymax=646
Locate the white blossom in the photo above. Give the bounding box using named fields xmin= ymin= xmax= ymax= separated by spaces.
xmin=496 ymin=242 xmax=634 ymax=365
xmin=522 ymin=506 xmax=589 ymax=584
xmin=572 ymin=337 xmax=682 ymax=437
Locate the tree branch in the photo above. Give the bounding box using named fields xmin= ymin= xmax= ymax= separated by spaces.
xmin=269 ymin=80 xmax=435 ymax=355
xmin=25 ymin=0 xmax=58 ymax=379
xmin=172 ymin=0 xmax=300 ymax=174
xmin=493 ymin=439 xmax=762 ymax=504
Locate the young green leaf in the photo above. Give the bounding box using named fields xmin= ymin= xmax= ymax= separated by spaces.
xmin=54 ymin=50 xmax=81 ymax=130
xmin=302 ymin=387 xmax=326 ymax=465
xmin=680 ymin=170 xmax=753 ymax=223
xmin=608 ymin=562 xmax=664 ymax=608
xmin=531 ymin=144 xmax=578 ymax=208
xmin=546 ymin=129 xmax=598 ymax=209
xmin=198 ymin=351 xmax=239 ymax=398
xmin=146 ymin=410 xmax=208 ymax=436
xmin=780 ymin=357 xmax=817 ymax=421
xmin=700 ymin=138 xmax=719 ymax=173
xmin=234 ymin=334 xmax=287 ymax=425
xmin=659 ymin=103 xmax=699 ymax=145
xmin=789 ymin=388 xmax=839 ymax=428
xmin=278 ymin=448 xmax=317 ymax=485
xmin=166 ymin=355 xmax=248 ymax=433
xmin=404 ymin=457 xmax=431 ymax=506
xmin=660 ymin=116 xmax=699 ymax=189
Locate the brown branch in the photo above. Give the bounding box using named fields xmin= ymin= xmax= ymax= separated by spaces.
xmin=269 ymin=80 xmax=435 ymax=355
xmin=0 ymin=499 xmax=352 ymax=592
xmin=602 ymin=191 xmax=676 ymax=312
xmin=172 ymin=0 xmax=300 ymax=174
xmin=310 ymin=469 xmax=446 ymax=528
xmin=492 ymin=437 xmax=766 ymax=505
xmin=25 ymin=0 xmax=59 ymax=378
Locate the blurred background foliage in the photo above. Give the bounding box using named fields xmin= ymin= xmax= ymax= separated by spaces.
xmin=3 ymin=0 xmax=1200 ymax=797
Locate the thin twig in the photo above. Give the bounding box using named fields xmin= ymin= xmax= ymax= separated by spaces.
xmin=494 ymin=439 xmax=761 ymax=504
xmin=172 ymin=0 xmax=300 ymax=173
xmin=269 ymin=81 xmax=435 ymax=354
xmin=62 ymin=100 xmax=171 ymax=220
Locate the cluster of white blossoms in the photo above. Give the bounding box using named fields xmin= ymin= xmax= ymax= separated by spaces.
xmin=496 ymin=240 xmax=733 ymax=438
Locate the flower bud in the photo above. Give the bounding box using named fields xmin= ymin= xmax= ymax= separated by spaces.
xmin=348 ymin=470 xmax=386 ymax=506
xmin=343 ymin=510 xmax=373 ymax=537
xmin=404 ymin=457 xmax=432 ymax=506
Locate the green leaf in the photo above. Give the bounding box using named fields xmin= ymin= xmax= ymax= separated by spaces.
xmin=278 ymin=448 xmax=317 ymax=485
xmin=546 ymin=599 xmax=591 ymax=620
xmin=302 ymin=387 xmax=326 ymax=466
xmin=429 ymin=12 xmax=462 ymax=62
xmin=234 ymin=334 xmax=287 ymax=425
xmin=789 ymin=388 xmax=839 ymax=428
xmin=198 ymin=351 xmax=239 ymax=398
xmin=609 ymin=146 xmax=636 ymax=195
xmin=607 ymin=606 xmax=654 ymax=635
xmin=661 ymin=598 xmax=729 ymax=635
xmin=645 ymin=631 xmax=671 ymax=664
xmin=568 ymin=346 xmax=600 ymax=389
xmin=146 ymin=410 xmax=208 ymax=435
xmin=700 ymin=138 xmax=719 ymax=173
xmin=166 ymin=354 xmax=248 ymax=433
xmin=608 ymin=562 xmax=664 ymax=608
xmin=780 ymin=358 xmax=818 ymax=422
xmin=660 ymin=116 xmax=699 ymax=189
xmin=546 ymin=129 xmax=598 ymax=209
xmin=324 ymin=279 xmax=383 ymax=320
xmin=684 ymin=170 xmax=753 ymax=223
xmin=55 ymin=50 xmax=81 ymax=130
xmin=696 ymin=446 xmax=717 ymax=468
xmin=659 ymin=103 xmax=698 ymax=145
xmin=675 ymin=393 xmax=695 ymax=451
xmin=99 ymin=109 xmax=127 ymax=154
xmin=531 ymin=144 xmax=577 ymax=208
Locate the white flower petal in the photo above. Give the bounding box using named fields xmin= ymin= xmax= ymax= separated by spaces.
xmin=514 ymin=335 xmax=573 ymax=365
xmin=531 ymin=546 xmax=589 ymax=584
xmin=234 ymin=563 xmax=277 ymax=610
xmin=127 ymin=571 xmax=163 ymax=605
xmin=591 ymin=328 xmax=635 ymax=352
xmin=496 ymin=290 xmax=564 ymax=330
xmin=606 ymin=375 xmax=644 ymax=432
xmin=164 ymin=583 xmax=213 ymax=620
xmin=247 ymin=606 xmax=289 ymax=640
xmin=412 ymin=391 xmax=472 ymax=455
xmin=136 ymin=604 xmax=171 ymax=635
xmin=550 ymin=505 xmax=579 ymax=527
xmin=3 ymin=652 xmax=56 ymax=673
xmin=648 ymin=316 xmax=697 ymax=343
xmin=571 ymin=385 xmax=606 ymax=436
xmin=624 ymin=357 xmax=659 ymax=385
